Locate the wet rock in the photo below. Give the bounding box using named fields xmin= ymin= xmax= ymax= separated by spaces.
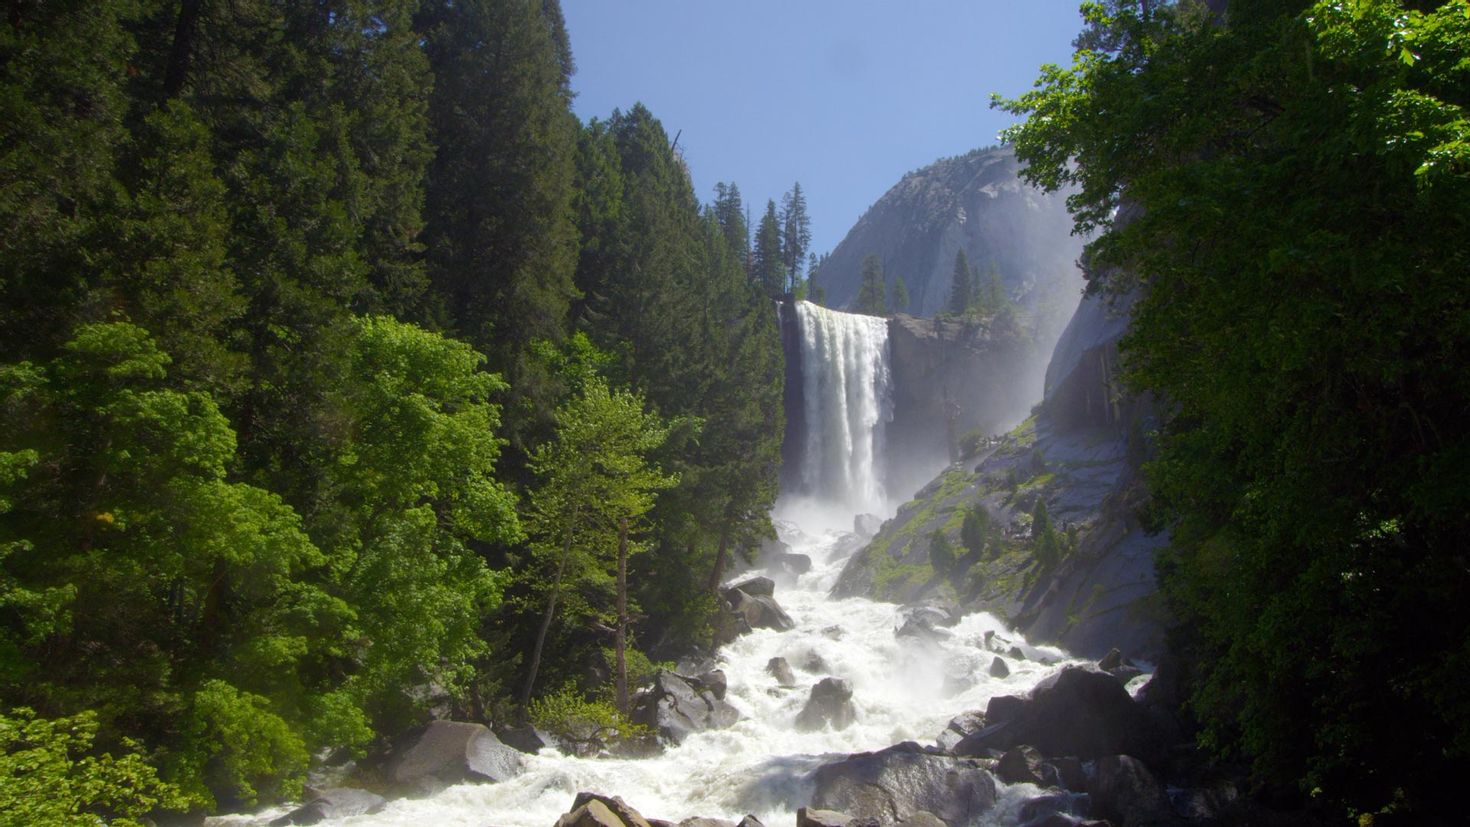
xmin=269 ymin=788 xmax=386 ymax=825
xmin=796 ymin=677 xmax=857 ymax=731
xmin=698 ymin=669 xmax=728 ymax=700
xmin=727 ymin=590 xmax=796 ymax=632
xmin=1020 ymin=816 xmax=1109 ymax=827
xmin=1097 ymin=648 xmax=1144 ymax=685
xmin=727 ymin=576 xmax=775 ymax=598
xmin=735 ymin=816 xmax=768 ymax=827
xmin=895 ymin=813 xmax=946 ymax=827
xmin=387 ymin=721 xmax=524 ymax=795
xmin=630 ymin=671 xmax=741 ymax=744
xmin=766 ymin=657 xmax=797 ymax=686
xmin=570 ymin=792 xmax=655 ymax=827
xmin=678 ymin=819 xmax=735 ymax=827
xmin=936 ymin=710 xmax=987 ymax=752
xmin=989 ymin=657 xmax=1010 ymax=679
xmin=776 ymin=553 xmax=814 ymax=575
xmin=996 ymin=745 xmax=1051 ymax=786
xmin=1096 ymin=648 xmax=1124 ymax=671
xmin=556 ymin=799 xmax=624 ymax=827
xmin=896 ymin=614 xmax=950 ymax=642
xmin=1007 ymin=645 xmax=1026 ymax=660
xmin=855 ymin=513 xmax=884 ymax=537
xmin=1110 ymin=664 xmax=1144 ymax=686
xmin=1089 ymin=755 xmax=1173 ymax=826
xmin=804 ymin=652 xmax=829 ymax=672
xmin=1047 ymin=757 xmax=1087 ymax=793
xmin=810 ymin=741 xmax=998 ymax=826
xmin=1016 ymin=793 xmax=1091 ymax=825
xmin=494 ymin=723 xmax=552 ymax=755
xmin=954 ymin=666 xmax=1170 ymax=765
xmin=797 ymin=808 xmax=855 ymax=827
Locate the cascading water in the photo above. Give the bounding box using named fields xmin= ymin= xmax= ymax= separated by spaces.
xmin=213 ymin=303 xmax=1083 ymax=827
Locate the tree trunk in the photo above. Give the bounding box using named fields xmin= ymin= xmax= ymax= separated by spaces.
xmin=162 ymin=0 xmax=205 ymax=100
xmin=614 ymin=516 xmax=629 ymax=716
xmin=707 ymin=525 xmax=731 ymax=594
xmin=520 ymin=507 xmax=578 ymax=708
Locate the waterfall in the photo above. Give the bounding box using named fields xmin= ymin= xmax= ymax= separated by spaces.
xmin=785 ymin=301 xmax=894 ymax=516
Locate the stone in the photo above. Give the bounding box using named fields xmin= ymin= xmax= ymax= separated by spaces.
xmin=766 ymin=657 xmax=797 ymax=686
xmin=570 ymin=792 xmax=655 ymax=827
xmin=555 ymin=800 xmax=624 ymax=827
xmin=1047 ymin=757 xmax=1087 ymax=793
xmin=1007 ymin=645 xmax=1026 ymax=660
xmin=494 ymin=723 xmax=552 ymax=754
xmin=895 ymin=812 xmax=946 ymax=827
xmin=777 ymin=553 xmax=813 ymax=575
xmin=989 ymin=657 xmax=1010 ymax=679
xmin=727 ymin=590 xmax=796 ymax=632
xmin=936 ymin=710 xmax=987 ymax=752
xmin=1096 ymin=648 xmax=1123 ymax=672
xmin=1016 ymin=793 xmax=1091 ymax=825
xmin=795 ymin=677 xmax=857 ymax=731
xmin=387 ymin=721 xmax=524 ymax=795
xmin=678 ymin=819 xmax=735 ymax=827
xmin=630 ymin=671 xmax=741 ymax=744
xmin=1089 ymin=755 xmax=1173 ymax=827
xmin=996 ymin=745 xmax=1050 ymax=786
xmin=810 ymin=741 xmax=998 ymax=826
xmin=727 ymin=576 xmax=775 ymax=598
xmin=804 ymin=652 xmax=829 ymax=672
xmin=1110 ymin=665 xmax=1144 ymax=686
xmin=896 ymin=614 xmax=950 ymax=642
xmin=735 ymin=816 xmax=767 ymax=827
xmin=797 ymin=808 xmax=854 ymax=827
xmin=985 ymin=694 xmax=1027 ymax=724
xmin=269 ymin=788 xmax=386 ymax=825
xmin=698 ymin=669 xmax=728 ymax=700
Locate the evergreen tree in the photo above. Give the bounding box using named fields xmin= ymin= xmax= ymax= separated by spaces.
xmin=928 ymin=530 xmax=956 ymax=576
xmin=752 ymin=200 xmax=785 ymax=298
xmin=852 ymin=254 xmax=888 ymax=316
xmin=780 ymin=182 xmax=812 ymax=292
xmin=948 ymin=249 xmax=972 ymax=316
xmin=1031 ymin=498 xmax=1060 ymax=570
xmin=890 ymin=275 xmax=911 ymax=314
xmin=961 ymin=506 xmax=989 ymax=557
xmin=711 ymin=182 xmax=749 ymax=270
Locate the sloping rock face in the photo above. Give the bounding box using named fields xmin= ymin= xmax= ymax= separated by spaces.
xmin=630 ymin=671 xmax=740 ymax=744
xmin=815 ymin=147 xmax=1081 ymax=321
xmin=386 ymin=721 xmax=524 ymax=795
xmin=809 ymin=741 xmax=998 ymax=826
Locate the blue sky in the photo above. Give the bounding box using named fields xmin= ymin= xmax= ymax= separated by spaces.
xmin=562 ymin=1 xmax=1086 ymax=258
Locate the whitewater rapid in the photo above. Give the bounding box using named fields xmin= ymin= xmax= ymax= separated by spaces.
xmin=214 ymin=508 xmax=1082 ymax=827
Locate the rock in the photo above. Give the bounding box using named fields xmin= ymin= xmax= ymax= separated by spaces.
xmin=1016 ymin=794 xmax=1093 ymax=825
xmin=936 ymin=710 xmax=986 ymax=752
xmin=1007 ymin=645 xmax=1026 ymax=660
xmin=735 ymin=816 xmax=767 ymax=827
xmin=698 ymin=669 xmax=728 ymax=700
xmin=1020 ymin=816 xmax=1109 ymax=827
xmin=630 ymin=671 xmax=741 ymax=744
xmin=494 ymin=723 xmax=552 ymax=754
xmin=996 ymin=745 xmax=1050 ymax=786
xmin=1047 ymin=757 xmax=1087 ymax=793
xmin=555 ymin=800 xmax=624 ymax=827
xmin=766 ymin=657 xmax=797 ymax=686
xmin=678 ymin=819 xmax=735 ymax=827
xmin=387 ymin=721 xmax=524 ymax=795
xmin=989 ymin=657 xmax=1010 ymax=679
xmin=1096 ymin=648 xmax=1123 ymax=671
xmin=727 ymin=590 xmax=796 ymax=632
xmin=797 ymin=808 xmax=854 ymax=827
xmin=795 ymin=677 xmax=857 ymax=731
xmin=810 ymin=741 xmax=998 ymax=826
xmin=896 ymin=614 xmax=950 ymax=642
xmin=1089 ymin=755 xmax=1173 ymax=827
xmin=1110 ymin=665 xmax=1144 ymax=686
xmin=570 ymin=792 xmax=655 ymax=827
xmin=954 ymin=666 xmax=1169 ymax=765
xmin=727 ymin=576 xmax=775 ymax=598
xmin=269 ymin=788 xmax=386 ymax=825
xmin=854 ymin=513 xmax=884 ymax=537
xmin=804 ymin=652 xmax=829 ymax=672
xmin=777 ymin=553 xmax=813 ymax=575
xmin=821 ymin=625 xmax=845 ymax=640
xmin=895 ymin=813 xmax=946 ymax=827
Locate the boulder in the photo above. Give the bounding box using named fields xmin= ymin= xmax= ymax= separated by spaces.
xmin=1096 ymin=648 xmax=1123 ymax=671
xmin=989 ymin=657 xmax=1010 ymax=679
xmin=996 ymin=745 xmax=1051 ymax=786
xmin=804 ymin=652 xmax=830 ymax=673
xmin=569 ymin=792 xmax=655 ymax=827
xmin=630 ymin=671 xmax=741 ymax=744
xmin=895 ymin=615 xmax=950 ymax=643
xmin=797 ymin=808 xmax=855 ymax=827
xmin=556 ymin=800 xmax=624 ymax=827
xmin=810 ymin=741 xmax=998 ymax=826
xmin=698 ymin=669 xmax=728 ymax=700
xmin=727 ymin=590 xmax=796 ymax=632
xmin=1047 ymin=757 xmax=1087 ymax=793
xmin=1007 ymin=645 xmax=1026 ymax=661
xmin=795 ymin=677 xmax=857 ymax=731
xmin=387 ymin=721 xmax=524 ymax=795
xmin=776 ymin=553 xmax=814 ymax=575
xmin=678 ymin=819 xmax=735 ymax=827
xmin=895 ymin=813 xmax=946 ymax=827
xmin=494 ymin=723 xmax=552 ymax=754
xmin=936 ymin=710 xmax=986 ymax=752
xmin=954 ymin=666 xmax=1169 ymax=765
xmin=1089 ymin=755 xmax=1173 ymax=827
xmin=736 ymin=816 xmax=768 ymax=827
xmin=727 ymin=577 xmax=775 ymax=598
xmin=269 ymin=788 xmax=386 ymax=825
xmin=766 ymin=657 xmax=797 ymax=686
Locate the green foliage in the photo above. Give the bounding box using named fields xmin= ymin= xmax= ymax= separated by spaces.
xmin=527 ymin=685 xmax=650 ymax=748
xmin=753 ymin=199 xmax=786 ymax=298
xmin=948 ymin=249 xmax=973 ymax=316
xmin=961 ymin=506 xmax=991 ymax=557
xmin=890 ymin=275 xmax=911 ymax=313
xmin=928 ymin=530 xmax=957 ymax=576
xmin=780 ymin=182 xmax=812 ymax=291
xmin=999 ymin=0 xmax=1470 ymax=817
xmin=853 ymin=254 xmax=888 ymax=316
xmin=1031 ymin=499 xmax=1061 ymax=571
xmin=0 ymin=707 xmax=186 ymax=827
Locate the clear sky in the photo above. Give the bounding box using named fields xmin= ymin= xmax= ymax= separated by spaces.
xmin=562 ymin=1 xmax=1086 ymax=258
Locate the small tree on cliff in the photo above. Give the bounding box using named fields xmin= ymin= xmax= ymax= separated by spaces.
xmin=890 ymin=275 xmax=910 ymax=314
xmin=853 ymin=254 xmax=887 ymax=316
xmin=948 ymin=249 xmax=972 ymax=316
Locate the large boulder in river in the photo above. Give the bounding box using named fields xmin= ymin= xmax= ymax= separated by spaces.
xmin=724 ymin=587 xmax=796 ymax=632
xmin=387 ymin=720 xmax=524 ymax=795
xmin=954 ymin=666 xmax=1171 ymax=764
xmin=810 ymin=741 xmax=998 ymax=826
xmin=563 ymin=792 xmax=655 ymax=827
xmin=1088 ymin=755 xmax=1176 ymax=827
xmin=728 ymin=576 xmax=775 ymax=598
xmin=935 ymin=710 xmax=986 ymax=751
xmin=795 ymin=677 xmax=857 ymax=731
xmin=630 ymin=670 xmax=740 ymax=744
xmin=269 ymin=788 xmax=386 ymax=825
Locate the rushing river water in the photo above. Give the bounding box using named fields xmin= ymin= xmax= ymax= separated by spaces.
xmin=214 ymin=503 xmax=1081 ymax=827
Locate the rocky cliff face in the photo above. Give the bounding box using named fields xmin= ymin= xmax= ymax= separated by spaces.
xmin=815 ymin=146 xmax=1082 ymax=326
xmin=834 ymin=287 xmax=1166 ymax=661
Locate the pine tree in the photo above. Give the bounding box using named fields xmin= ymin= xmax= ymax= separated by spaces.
xmin=780 ymin=182 xmax=812 ymax=292
xmin=853 ymin=254 xmax=888 ymax=316
xmin=891 ymin=276 xmax=910 ymax=314
xmin=711 ymin=182 xmax=749 ymax=269
xmin=948 ymin=249 xmax=972 ymax=316
xmin=752 ymin=200 xmax=785 ymax=298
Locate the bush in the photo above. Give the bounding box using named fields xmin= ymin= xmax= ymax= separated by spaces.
xmin=528 ymin=686 xmax=650 ymax=755
xmin=928 ymin=530 xmax=956 ymax=576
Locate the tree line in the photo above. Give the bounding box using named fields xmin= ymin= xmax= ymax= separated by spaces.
xmin=0 ymin=0 xmax=785 ymax=817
